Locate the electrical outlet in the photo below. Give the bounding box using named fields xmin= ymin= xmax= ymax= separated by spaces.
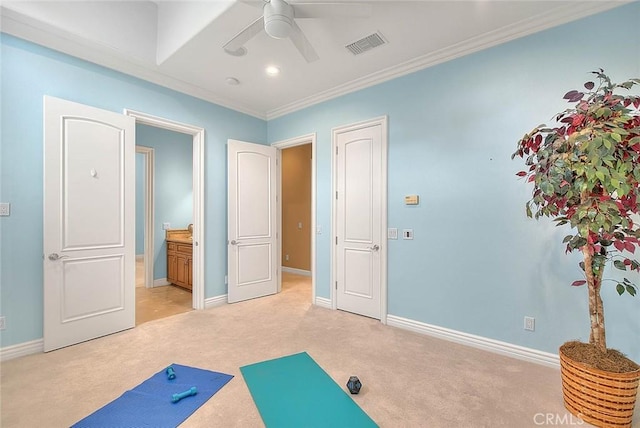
xmin=224 ymin=275 xmax=228 ymax=284
xmin=163 ymin=222 xmax=171 ymax=230
xmin=388 ymin=228 xmax=398 ymax=240
xmin=285 ymin=254 xmax=289 ymax=261
xmin=0 ymin=203 xmax=10 ymax=216
xmin=524 ymin=316 xmax=535 ymax=331
xmin=0 ymin=316 xmax=6 ymax=330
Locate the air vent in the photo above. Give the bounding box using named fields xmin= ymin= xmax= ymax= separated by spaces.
xmin=345 ymin=32 xmax=387 ymax=56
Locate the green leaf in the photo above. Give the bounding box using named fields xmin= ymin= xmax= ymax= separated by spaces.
xmin=614 ymin=260 xmax=626 ymax=270
xmin=526 ymin=201 xmax=532 ymax=218
xmin=627 ymin=285 xmax=637 ymax=297
xmin=616 ymin=283 xmax=625 ymax=295
xmin=540 ymin=181 xmax=554 ymax=195
xmin=611 ymin=133 xmax=622 ymax=143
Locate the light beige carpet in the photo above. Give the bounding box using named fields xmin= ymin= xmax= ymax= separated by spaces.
xmin=1 ymin=273 xmax=636 ymax=427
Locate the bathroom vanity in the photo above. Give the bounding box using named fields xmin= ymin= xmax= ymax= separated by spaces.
xmin=166 ymin=228 xmax=193 ymax=291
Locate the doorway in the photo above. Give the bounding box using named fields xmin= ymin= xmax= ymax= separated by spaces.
xmin=273 ymin=134 xmax=317 ymax=303
xmin=125 ymin=109 xmax=206 ymax=312
xmin=134 ymin=125 xmax=193 ymax=325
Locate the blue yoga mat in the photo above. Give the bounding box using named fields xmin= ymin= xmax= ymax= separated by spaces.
xmin=240 ymin=352 xmax=378 ymax=428
xmin=73 ymin=363 xmax=233 ymax=428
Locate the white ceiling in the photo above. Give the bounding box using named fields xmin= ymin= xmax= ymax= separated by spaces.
xmin=0 ymin=1 xmax=625 ymax=119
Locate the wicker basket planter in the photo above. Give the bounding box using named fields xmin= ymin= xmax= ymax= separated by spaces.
xmin=559 ymin=346 xmax=640 ymax=428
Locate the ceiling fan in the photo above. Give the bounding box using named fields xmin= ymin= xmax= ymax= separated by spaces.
xmin=223 ymin=0 xmax=372 ymax=63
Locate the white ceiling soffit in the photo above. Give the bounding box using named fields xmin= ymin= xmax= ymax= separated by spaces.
xmin=156 ymin=1 xmax=235 ymax=64
xmin=0 ymin=1 xmax=629 ymax=121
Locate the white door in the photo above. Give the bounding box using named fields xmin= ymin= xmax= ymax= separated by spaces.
xmin=43 ymin=96 xmax=135 ymax=352
xmin=227 ymin=140 xmax=278 ymax=303
xmin=334 ymin=118 xmax=387 ymax=319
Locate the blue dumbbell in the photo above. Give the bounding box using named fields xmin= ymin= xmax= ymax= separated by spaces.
xmin=172 ymin=386 xmax=197 ymax=403
xmin=166 ymin=366 xmax=176 ymax=380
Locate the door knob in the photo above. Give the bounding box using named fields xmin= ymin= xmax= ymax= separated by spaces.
xmin=369 ymin=244 xmax=380 ymax=251
xmin=48 ymin=253 xmax=69 ymax=261
xmin=230 ymin=240 xmax=238 ymax=245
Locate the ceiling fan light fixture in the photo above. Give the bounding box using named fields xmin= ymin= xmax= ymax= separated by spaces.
xmin=263 ymin=0 xmax=294 ymax=39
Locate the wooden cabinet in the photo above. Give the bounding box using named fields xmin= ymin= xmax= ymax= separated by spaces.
xmin=167 ymin=241 xmax=193 ymax=291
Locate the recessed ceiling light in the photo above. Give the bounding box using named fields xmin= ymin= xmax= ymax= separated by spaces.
xmin=265 ymin=65 xmax=280 ymax=77
xmin=226 ymin=77 xmax=240 ymax=86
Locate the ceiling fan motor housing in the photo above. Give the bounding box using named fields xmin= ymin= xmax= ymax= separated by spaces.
xmin=264 ymin=0 xmax=294 ymax=39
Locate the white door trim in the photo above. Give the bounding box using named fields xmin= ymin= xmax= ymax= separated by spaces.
xmin=124 ymin=109 xmax=205 ymax=310
xmin=331 ymin=117 xmax=388 ymax=324
xmin=272 ymin=134 xmax=316 ymax=304
xmin=135 ymin=146 xmax=154 ymax=289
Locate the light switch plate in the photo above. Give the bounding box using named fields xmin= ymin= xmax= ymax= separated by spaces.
xmin=0 ymin=203 xmax=10 ymax=216
xmin=403 ymin=229 xmax=414 ymax=240
xmin=388 ymin=228 xmax=398 ymax=240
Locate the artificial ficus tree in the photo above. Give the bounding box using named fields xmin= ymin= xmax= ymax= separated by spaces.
xmin=512 ymin=70 xmax=640 ymax=353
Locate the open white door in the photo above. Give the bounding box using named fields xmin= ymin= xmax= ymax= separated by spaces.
xmin=227 ymin=139 xmax=278 ymax=303
xmin=43 ymin=96 xmax=135 ymax=352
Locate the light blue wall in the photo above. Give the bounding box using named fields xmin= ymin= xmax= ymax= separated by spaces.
xmin=0 ymin=34 xmax=266 ymax=347
xmin=1 ymin=4 xmax=639 ymax=362
xmin=136 ymin=124 xmax=193 ymax=280
xmin=268 ymin=3 xmax=640 ymax=362
xmin=136 ymin=153 xmax=145 ymax=255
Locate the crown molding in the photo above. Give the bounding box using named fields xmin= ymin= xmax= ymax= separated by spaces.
xmin=265 ymin=1 xmax=627 ymax=120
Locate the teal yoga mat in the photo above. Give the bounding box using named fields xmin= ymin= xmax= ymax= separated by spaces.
xmin=240 ymin=352 xmax=378 ymax=428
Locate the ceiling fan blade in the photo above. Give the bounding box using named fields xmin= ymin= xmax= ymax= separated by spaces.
xmin=289 ymin=20 xmax=319 ymax=63
xmin=223 ymin=16 xmax=264 ymax=52
xmin=293 ymin=3 xmax=372 ymax=19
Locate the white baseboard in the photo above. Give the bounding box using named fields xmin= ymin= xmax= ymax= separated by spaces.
xmin=386 ymin=314 xmax=560 ymax=369
xmin=281 ymin=267 xmax=312 ymax=277
xmin=315 ymin=296 xmax=332 ymax=309
xmin=153 ymin=278 xmax=170 ymax=287
xmin=1 ymin=339 xmax=43 ymax=362
xmin=205 ymin=294 xmax=228 ymax=309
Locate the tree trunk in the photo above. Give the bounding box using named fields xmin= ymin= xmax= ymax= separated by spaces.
xmin=582 ymin=245 xmax=606 ymax=352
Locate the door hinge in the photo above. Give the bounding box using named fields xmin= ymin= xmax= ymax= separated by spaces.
xmin=335 ymin=281 xmax=338 ymax=290
xmin=335 ymin=236 xmax=338 ymax=245
xmin=336 ymin=146 xmax=338 ymax=155
xmin=335 ymin=191 xmax=338 ymax=200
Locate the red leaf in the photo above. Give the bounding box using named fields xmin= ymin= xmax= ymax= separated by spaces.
xmin=572 ymin=114 xmax=585 ymax=126
xmin=624 ymin=259 xmax=632 ymax=266
xmin=571 ymin=280 xmax=587 ymax=287
xmin=516 ymin=171 xmax=527 ymax=177
xmin=625 ymin=242 xmax=635 ymax=253
xmin=614 ymin=240 xmax=625 ymax=252
xmin=528 ymin=174 xmax=536 ymax=183
xmin=584 ymin=81 xmax=595 ymax=90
